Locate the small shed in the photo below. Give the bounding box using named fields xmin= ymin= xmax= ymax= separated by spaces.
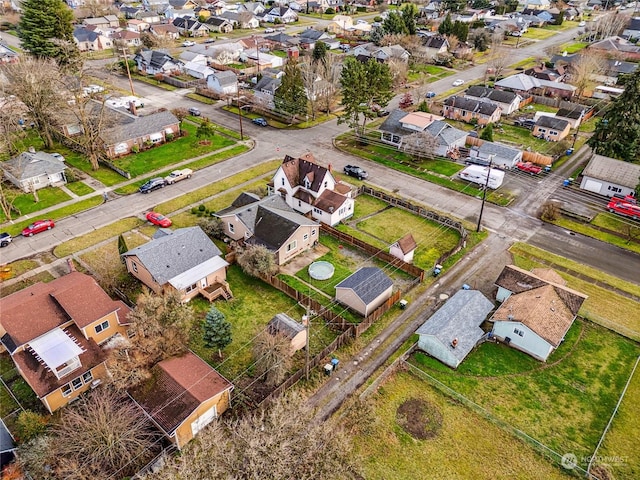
xmin=389 ymin=233 xmax=417 ymax=263
xmin=267 ymin=313 xmax=307 ymax=355
xmin=415 ymin=290 xmax=494 ymax=369
xmin=335 ymin=267 xmax=393 ymax=317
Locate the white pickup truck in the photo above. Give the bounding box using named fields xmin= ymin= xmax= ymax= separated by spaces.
xmin=164 ymin=168 xmax=193 ymax=185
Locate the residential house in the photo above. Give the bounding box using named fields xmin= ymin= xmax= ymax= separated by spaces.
xmin=532 ymin=115 xmax=571 ymax=141
xmin=183 ymin=61 xmax=216 ymax=79
xmin=495 ymin=73 xmax=576 ymax=99
xmin=379 ymin=110 xmax=468 ymax=157
xmin=0 ymin=272 xmax=132 ymax=413
xmin=120 ymin=4 xmax=143 ymax=18
xmin=351 ymin=43 xmax=410 ymax=63
xmin=111 ymin=29 xmax=142 ymax=48
xmin=580 ymin=154 xmax=640 ymax=198
xmin=464 ymin=86 xmax=522 ymax=114
xmin=139 ymin=11 xmax=163 ymax=24
xmin=264 ymin=6 xmax=298 ymax=23
xmin=215 ymin=193 xmax=320 ymax=265
xmin=239 ymin=1 xmax=266 ymax=15
xmin=134 ymin=49 xmax=182 ymax=75
xmin=150 ymin=23 xmax=181 ymax=40
xmin=206 ymin=70 xmax=238 ymax=95
xmin=0 ymin=419 xmax=16 ymax=467
xmin=0 ymin=42 xmax=19 ymax=64
xmin=243 ymin=50 xmax=285 ymax=68
xmin=1 ymin=150 xmax=67 ymax=192
xmin=220 ymin=11 xmax=260 ymax=29
xmin=268 ymin=153 xmax=355 ymax=226
xmin=555 ymin=106 xmax=588 ymax=129
xmin=253 ymin=74 xmax=282 ymax=108
xmin=264 ymin=32 xmax=295 ymax=49
xmin=468 ymin=141 xmax=523 ymax=169
xmin=523 ymin=0 xmax=550 ymax=10
xmin=389 ymin=233 xmax=417 ymax=263
xmin=73 ymin=26 xmax=111 ymax=51
xmin=59 ymin=101 xmax=180 ymax=158
xmin=327 ymin=14 xmax=353 ymax=34
xmin=122 ymin=227 xmax=232 ymax=302
xmin=491 ymin=265 xmax=587 ymax=361
xmin=179 ymin=50 xmax=210 ymax=65
xmin=173 ymin=17 xmax=209 ymax=37
xmin=335 ymin=267 xmax=394 ymax=317
xmin=205 ymin=16 xmax=234 ymax=33
xmin=126 ymin=19 xmax=150 ymax=33
xmin=420 ymin=35 xmax=449 ymax=61
xmin=524 ymin=63 xmax=566 ymax=82
xmin=622 ymin=17 xmax=640 ymax=41
xmin=551 ymin=52 xmax=638 ymax=86
xmin=416 ymin=289 xmax=494 ymax=369
xmin=266 ymin=313 xmax=307 ymax=355
xmin=443 ymin=96 xmax=502 ymax=125
xmin=128 ymin=351 xmax=233 ymax=449
xmin=298 ymin=28 xmax=339 ymax=50
xmin=83 ymin=15 xmax=120 ymax=30
xmin=588 ymin=36 xmax=640 ymax=62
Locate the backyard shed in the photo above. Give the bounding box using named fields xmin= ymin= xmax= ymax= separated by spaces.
xmin=267 ymin=313 xmax=307 ymax=356
xmin=415 ymin=289 xmax=494 ymax=369
xmin=335 ymin=267 xmax=393 ymax=317
xmin=389 ymin=233 xmax=417 ymax=263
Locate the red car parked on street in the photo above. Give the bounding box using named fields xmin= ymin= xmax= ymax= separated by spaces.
xmin=146 ymin=211 xmax=172 ymax=228
xmin=22 ymin=219 xmax=55 ymax=237
xmin=516 ymin=162 xmax=542 ymax=175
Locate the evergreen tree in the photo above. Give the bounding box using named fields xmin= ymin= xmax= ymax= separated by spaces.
xmin=312 ymin=41 xmax=328 ymax=64
xmin=588 ymin=69 xmax=640 ymax=163
xmin=382 ymin=11 xmax=408 ymax=35
xmin=480 ymin=123 xmax=494 ymax=142
xmin=452 ymin=21 xmax=469 ymax=42
xmin=400 ymin=3 xmax=418 ymax=35
xmin=417 ymin=100 xmax=430 ymax=113
xmin=339 ymin=57 xmax=393 ymax=136
xmin=117 ymin=234 xmax=128 ymax=261
xmin=202 ymin=306 xmax=232 ymax=358
xmin=274 ymin=60 xmax=308 ymax=117
xmin=438 ymin=14 xmax=454 ymax=36
xmin=18 ymin=0 xmax=77 ymax=68
xmin=196 ymin=118 xmax=216 ymax=141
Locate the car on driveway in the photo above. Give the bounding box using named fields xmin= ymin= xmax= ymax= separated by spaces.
xmin=139 ymin=177 xmax=166 ymax=194
xmin=343 ymin=164 xmax=369 ymax=180
xmin=146 ymin=211 xmax=172 ymax=228
xmin=516 ymin=162 xmax=542 ymax=175
xmin=0 ymin=232 xmax=12 ymax=247
xmin=452 ymin=79 xmax=465 ymax=87
xmin=188 ymin=107 xmax=201 ymax=116
xmin=165 ymin=168 xmax=193 ymax=185
xmin=22 ymin=219 xmax=55 ymax=237
xmin=182 ymin=40 xmax=195 ymax=47
xmin=252 ymin=117 xmax=268 ymax=127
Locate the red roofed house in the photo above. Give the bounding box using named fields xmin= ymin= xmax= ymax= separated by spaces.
xmin=268 ymin=153 xmax=355 ymax=226
xmin=0 ymin=272 xmax=132 ymax=413
xmin=128 ymin=351 xmax=233 ymax=449
xmin=389 ymin=233 xmax=417 ymax=263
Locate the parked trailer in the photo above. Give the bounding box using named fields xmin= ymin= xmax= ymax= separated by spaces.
xmin=458 ymin=165 xmax=505 ymax=189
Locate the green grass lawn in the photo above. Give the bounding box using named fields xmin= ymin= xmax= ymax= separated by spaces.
xmin=111 ymin=123 xmax=236 ymax=177
xmin=559 ymin=42 xmax=589 ymax=54
xmin=523 ymin=27 xmax=557 ymax=40
xmin=0 ymin=271 xmax=56 ymax=298
xmin=355 ymin=208 xmax=461 ymax=269
xmin=352 ymin=370 xmax=573 ymax=480
xmin=64 ymin=151 xmax=127 ymax=187
xmin=6 ymin=187 xmax=71 ymax=221
xmin=65 ymin=181 xmax=95 ymax=196
xmin=351 ymin=194 xmax=389 ymax=221
xmin=552 ymin=216 xmax=640 ymax=255
xmin=410 ymin=320 xmax=640 ymax=461
xmin=53 ymin=217 xmax=144 ymax=258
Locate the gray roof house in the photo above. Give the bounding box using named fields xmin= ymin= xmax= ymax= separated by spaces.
xmin=580 ymin=154 xmax=640 ymax=198
xmin=1 ymin=150 xmax=67 ymax=192
xmin=206 ymin=70 xmax=238 ymax=95
xmin=267 ymin=313 xmax=307 ymax=355
xmin=134 ymin=49 xmax=182 ymax=75
xmin=335 ymin=267 xmax=394 ymax=317
xmin=470 ymin=141 xmax=523 ymax=169
xmin=416 ymin=289 xmax=494 ymax=369
xmin=464 ymin=86 xmax=522 ymax=115
xmin=443 ymin=96 xmax=502 ymax=125
xmin=215 ymin=193 xmax=320 ymax=265
xmin=495 ymin=73 xmax=576 ymax=99
xmin=122 ymin=227 xmax=232 ymax=302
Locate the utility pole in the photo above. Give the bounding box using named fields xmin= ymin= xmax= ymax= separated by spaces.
xmin=254 ymin=35 xmax=260 ymax=74
xmin=304 ymin=305 xmax=310 ymax=381
xmin=236 ymin=82 xmax=244 ymax=140
xmin=121 ymin=46 xmax=136 ymax=97
xmin=476 ymin=161 xmax=492 ymax=233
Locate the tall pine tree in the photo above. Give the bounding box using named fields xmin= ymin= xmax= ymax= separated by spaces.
xmin=202 ymin=306 xmax=232 ymax=359
xmin=18 ymin=0 xmax=77 ymax=68
xmin=588 ymin=69 xmax=640 ymax=163
xmin=274 ymin=60 xmax=308 ymax=118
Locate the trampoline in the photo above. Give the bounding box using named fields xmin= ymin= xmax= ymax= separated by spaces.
xmin=308 ymin=261 xmax=335 ymax=281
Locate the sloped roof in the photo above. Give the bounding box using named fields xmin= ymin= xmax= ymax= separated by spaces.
xmin=213 ymin=70 xmax=237 ymax=86
xmin=422 ymin=35 xmax=448 ymax=49
xmin=129 ymin=352 xmax=232 ymax=435
xmin=123 ymin=227 xmax=223 ymax=287
xmin=267 ymin=313 xmax=305 ymax=339
xmin=0 ymin=272 xmax=129 ymax=348
xmin=476 ymin=141 xmax=521 ymax=161
xmin=2 ymin=151 xmax=65 ymax=181
xmin=582 ymin=154 xmax=640 ymax=188
xmin=556 ymin=106 xmax=586 ymax=120
xmin=531 ymin=268 xmax=566 ymax=285
xmin=535 ymin=115 xmax=570 ymax=130
xmin=280 ymin=154 xmax=330 ymax=193
xmin=495 ymin=73 xmax=576 ymax=92
xmin=416 ymin=289 xmax=494 ymax=363
xmin=444 ymin=96 xmax=500 ymax=116
xmin=313 ymin=189 xmax=348 ymax=213
xmin=336 ymin=267 xmax=393 ymax=304
xmin=73 ymin=26 xmax=100 ymax=42
xmin=135 ymin=49 xmax=178 ymax=70
xmin=394 ymin=233 xmax=417 ymax=254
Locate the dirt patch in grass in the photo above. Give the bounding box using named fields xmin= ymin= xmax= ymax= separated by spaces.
xmin=0 ymin=271 xmax=56 ymax=298
xmin=396 ymin=397 xmax=442 ymax=440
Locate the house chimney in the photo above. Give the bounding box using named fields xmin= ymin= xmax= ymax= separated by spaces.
xmin=67 ymin=258 xmax=76 ymax=273
xmin=129 ymin=101 xmax=137 ymax=115
xmin=327 ymin=163 xmax=332 ymax=172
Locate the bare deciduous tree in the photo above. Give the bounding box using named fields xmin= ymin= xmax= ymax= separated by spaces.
xmin=388 ymin=57 xmax=409 ymax=87
xmin=252 ymin=330 xmax=292 ymax=387
xmin=486 ymin=43 xmax=510 ymax=81
xmin=565 ymin=52 xmax=607 ymax=97
xmin=402 ymin=131 xmax=439 ymax=161
xmin=1 ymin=57 xmax=65 ymax=149
xmin=236 ymin=244 xmax=278 ymax=278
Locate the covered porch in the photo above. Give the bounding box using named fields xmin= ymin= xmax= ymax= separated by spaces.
xmin=199 ymin=281 xmax=233 ymax=302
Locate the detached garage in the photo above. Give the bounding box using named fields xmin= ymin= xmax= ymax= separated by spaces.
xmin=580 ymin=154 xmax=640 ymax=198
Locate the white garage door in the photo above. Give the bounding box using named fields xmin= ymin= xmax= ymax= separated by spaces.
xmin=191 ymin=405 xmax=217 ymax=436
xmin=582 ymin=179 xmax=602 ymax=194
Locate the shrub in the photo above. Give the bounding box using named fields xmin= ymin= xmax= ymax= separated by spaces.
xmin=191 ymin=207 xmax=198 ymax=214
xmin=131 ymin=144 xmax=140 ymax=153
xmin=325 ymin=7 xmax=335 ymax=14
xmin=15 ymin=410 xmax=49 ymax=442
xmin=198 ymin=217 xmax=225 ymax=239
xmin=541 ymin=201 xmax=560 ymax=221
xmin=198 ymin=204 xmax=206 ymax=212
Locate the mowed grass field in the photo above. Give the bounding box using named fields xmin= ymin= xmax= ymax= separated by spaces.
xmin=353 ymin=370 xmax=573 ymax=480
xmin=410 ymin=320 xmax=640 ymax=462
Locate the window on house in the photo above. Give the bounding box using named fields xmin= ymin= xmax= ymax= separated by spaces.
xmin=303 ymin=233 xmax=309 ymax=241
xmin=550 ymin=130 xmax=558 ymax=135
xmin=538 ymin=128 xmax=547 ymax=133
xmin=71 ymin=376 xmax=83 ymax=390
xmin=95 ymin=320 xmax=109 ymax=334
xmin=312 ymin=229 xmax=316 ymax=236
xmin=186 ymin=283 xmax=198 ymax=293
xmin=513 ymin=328 xmax=525 ymax=337
xmin=324 ymin=181 xmax=327 ymax=188
xmin=62 ymin=383 xmax=72 ymax=397
xmin=287 ymin=240 xmax=297 ymax=252
xmin=298 ymin=200 xmax=301 ymax=207
xmin=82 ymin=371 xmax=93 ymax=384
xmin=229 ymin=223 xmax=235 ymax=233
xmin=281 ymin=178 xmax=285 ymax=186
xmin=131 ymin=262 xmax=138 ymax=273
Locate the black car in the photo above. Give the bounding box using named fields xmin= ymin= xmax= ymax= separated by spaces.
xmin=0 ymin=232 xmax=12 ymax=248
xmin=139 ymin=177 xmax=166 ymax=194
xmin=188 ymin=107 xmax=201 ymax=116
xmin=343 ymin=164 xmax=368 ymax=180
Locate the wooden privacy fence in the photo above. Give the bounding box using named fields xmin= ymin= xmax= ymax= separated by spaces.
xmin=522 ymin=150 xmax=553 ymax=166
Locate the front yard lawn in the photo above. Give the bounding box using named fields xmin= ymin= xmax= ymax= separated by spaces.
xmin=4 ymin=187 xmax=71 ymax=222
xmin=351 ymin=195 xmax=389 ymax=221
xmin=112 ymin=122 xmax=236 ymax=177
xmin=65 ymin=181 xmax=94 ymax=196
xmin=410 ymin=319 xmax=640 ymax=461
